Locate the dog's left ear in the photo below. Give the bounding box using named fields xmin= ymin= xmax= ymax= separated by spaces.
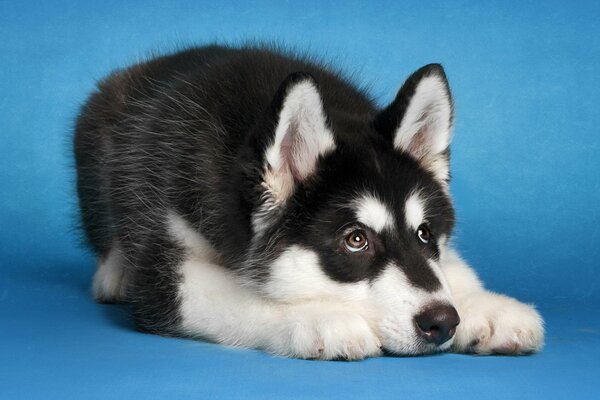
xmin=374 ymin=64 xmax=453 ymax=182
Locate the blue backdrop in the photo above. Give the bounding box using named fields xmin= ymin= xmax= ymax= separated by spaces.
xmin=1 ymin=1 xmax=598 ymax=398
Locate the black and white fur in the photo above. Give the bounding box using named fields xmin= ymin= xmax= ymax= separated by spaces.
xmin=74 ymin=45 xmax=544 ymax=359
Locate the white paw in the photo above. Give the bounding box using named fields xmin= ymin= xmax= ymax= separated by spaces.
xmin=268 ymin=303 xmax=382 ymax=360
xmin=452 ymin=291 xmax=544 ymax=355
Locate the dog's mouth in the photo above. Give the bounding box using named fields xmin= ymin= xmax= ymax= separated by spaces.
xmin=381 ymin=337 xmax=454 ymax=357
xmin=376 ymin=309 xmax=459 ymax=356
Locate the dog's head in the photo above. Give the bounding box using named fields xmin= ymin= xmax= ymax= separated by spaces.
xmin=246 ymin=64 xmax=458 ymax=355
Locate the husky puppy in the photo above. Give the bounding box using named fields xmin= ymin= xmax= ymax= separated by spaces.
xmin=74 ymin=45 xmax=544 ymax=359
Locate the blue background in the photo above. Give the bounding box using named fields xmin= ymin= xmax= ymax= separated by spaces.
xmin=1 ymin=0 xmax=598 ymax=398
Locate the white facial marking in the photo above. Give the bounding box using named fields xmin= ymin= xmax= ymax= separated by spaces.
xmin=370 ymin=263 xmax=455 ymax=354
xmin=405 ymin=192 xmax=425 ymax=230
xmin=427 ymin=259 xmax=453 ymax=297
xmin=355 ymin=195 xmax=394 ymax=233
xmin=264 ymin=245 xmax=369 ymax=302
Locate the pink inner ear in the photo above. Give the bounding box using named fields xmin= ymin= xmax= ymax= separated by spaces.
xmin=279 ymin=120 xmax=305 ymax=181
xmin=406 ymin=126 xmax=430 ymax=159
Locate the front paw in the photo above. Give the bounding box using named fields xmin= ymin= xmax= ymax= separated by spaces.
xmin=268 ymin=303 xmax=382 ymax=360
xmin=452 ymin=291 xmax=544 ymax=355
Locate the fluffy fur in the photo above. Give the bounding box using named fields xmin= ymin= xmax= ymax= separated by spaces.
xmin=74 ymin=44 xmax=544 ymax=359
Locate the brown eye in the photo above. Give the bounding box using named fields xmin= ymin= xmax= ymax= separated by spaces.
xmin=345 ymin=230 xmax=368 ymax=253
xmin=417 ymin=224 xmax=431 ymax=244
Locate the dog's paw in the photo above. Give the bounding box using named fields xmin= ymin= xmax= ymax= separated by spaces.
xmin=268 ymin=303 xmax=382 ymax=360
xmin=452 ymin=291 xmax=544 ymax=355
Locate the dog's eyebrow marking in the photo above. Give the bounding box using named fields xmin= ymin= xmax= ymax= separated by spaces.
xmin=405 ymin=192 xmax=425 ymax=230
xmin=355 ymin=195 xmax=394 ymax=233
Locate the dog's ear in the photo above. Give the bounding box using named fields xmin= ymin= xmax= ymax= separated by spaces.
xmin=261 ymin=72 xmax=336 ymax=202
xmin=374 ymin=64 xmax=453 ymax=183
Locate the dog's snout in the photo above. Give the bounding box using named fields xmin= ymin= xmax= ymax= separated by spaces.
xmin=414 ymin=304 xmax=460 ymax=346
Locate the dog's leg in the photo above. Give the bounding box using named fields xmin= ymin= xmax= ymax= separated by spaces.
xmin=440 ymin=247 xmax=544 ymax=354
xmin=166 ymin=211 xmax=381 ymax=359
xmin=93 ymin=243 xmax=129 ymax=303
xmin=178 ymin=256 xmax=382 ymax=360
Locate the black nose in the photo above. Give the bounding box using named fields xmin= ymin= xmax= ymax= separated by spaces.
xmin=414 ymin=304 xmax=460 ymax=346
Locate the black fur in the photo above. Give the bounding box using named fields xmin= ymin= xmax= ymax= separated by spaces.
xmin=74 ymin=44 xmax=454 ymax=334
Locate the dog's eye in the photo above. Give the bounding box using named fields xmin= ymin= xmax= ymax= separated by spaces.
xmin=345 ymin=230 xmax=368 ymax=252
xmin=417 ymin=224 xmax=431 ymax=244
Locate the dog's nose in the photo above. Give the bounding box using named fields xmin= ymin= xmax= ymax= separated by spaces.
xmin=414 ymin=304 xmax=460 ymax=346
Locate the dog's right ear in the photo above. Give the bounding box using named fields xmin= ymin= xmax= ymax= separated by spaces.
xmin=261 ymin=73 xmax=336 ymax=204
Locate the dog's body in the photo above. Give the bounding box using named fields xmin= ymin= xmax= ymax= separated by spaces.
xmin=74 ymin=45 xmax=543 ymax=359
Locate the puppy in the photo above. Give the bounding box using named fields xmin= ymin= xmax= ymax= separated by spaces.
xmin=74 ymin=44 xmax=544 ymax=359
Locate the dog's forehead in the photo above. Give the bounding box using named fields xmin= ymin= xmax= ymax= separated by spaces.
xmin=352 ymin=191 xmax=426 ymax=233
xmin=315 ymin=137 xmax=448 ymax=233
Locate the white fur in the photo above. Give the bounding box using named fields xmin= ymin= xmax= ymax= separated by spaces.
xmin=393 ymin=76 xmax=451 ymax=155
xmin=439 ymin=246 xmax=545 ymax=354
xmin=171 ymin=212 xmax=273 ymax=348
xmin=264 ymin=80 xmax=335 ymax=197
xmin=172 ymin=213 xmax=380 ymax=359
xmin=370 ymin=263 xmax=455 ymax=355
xmin=179 ymin=256 xmax=382 ymax=359
xmin=354 ymin=195 xmax=394 ymax=233
xmin=263 ymin=245 xmax=369 ymax=302
xmin=404 ymin=192 xmax=425 ymax=230
xmin=93 ymin=244 xmax=128 ymax=302
xmin=393 ymin=75 xmax=452 ymax=181
xmin=168 ymin=211 xmax=218 ymax=261
xmin=267 ymin=301 xmax=382 ymax=360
